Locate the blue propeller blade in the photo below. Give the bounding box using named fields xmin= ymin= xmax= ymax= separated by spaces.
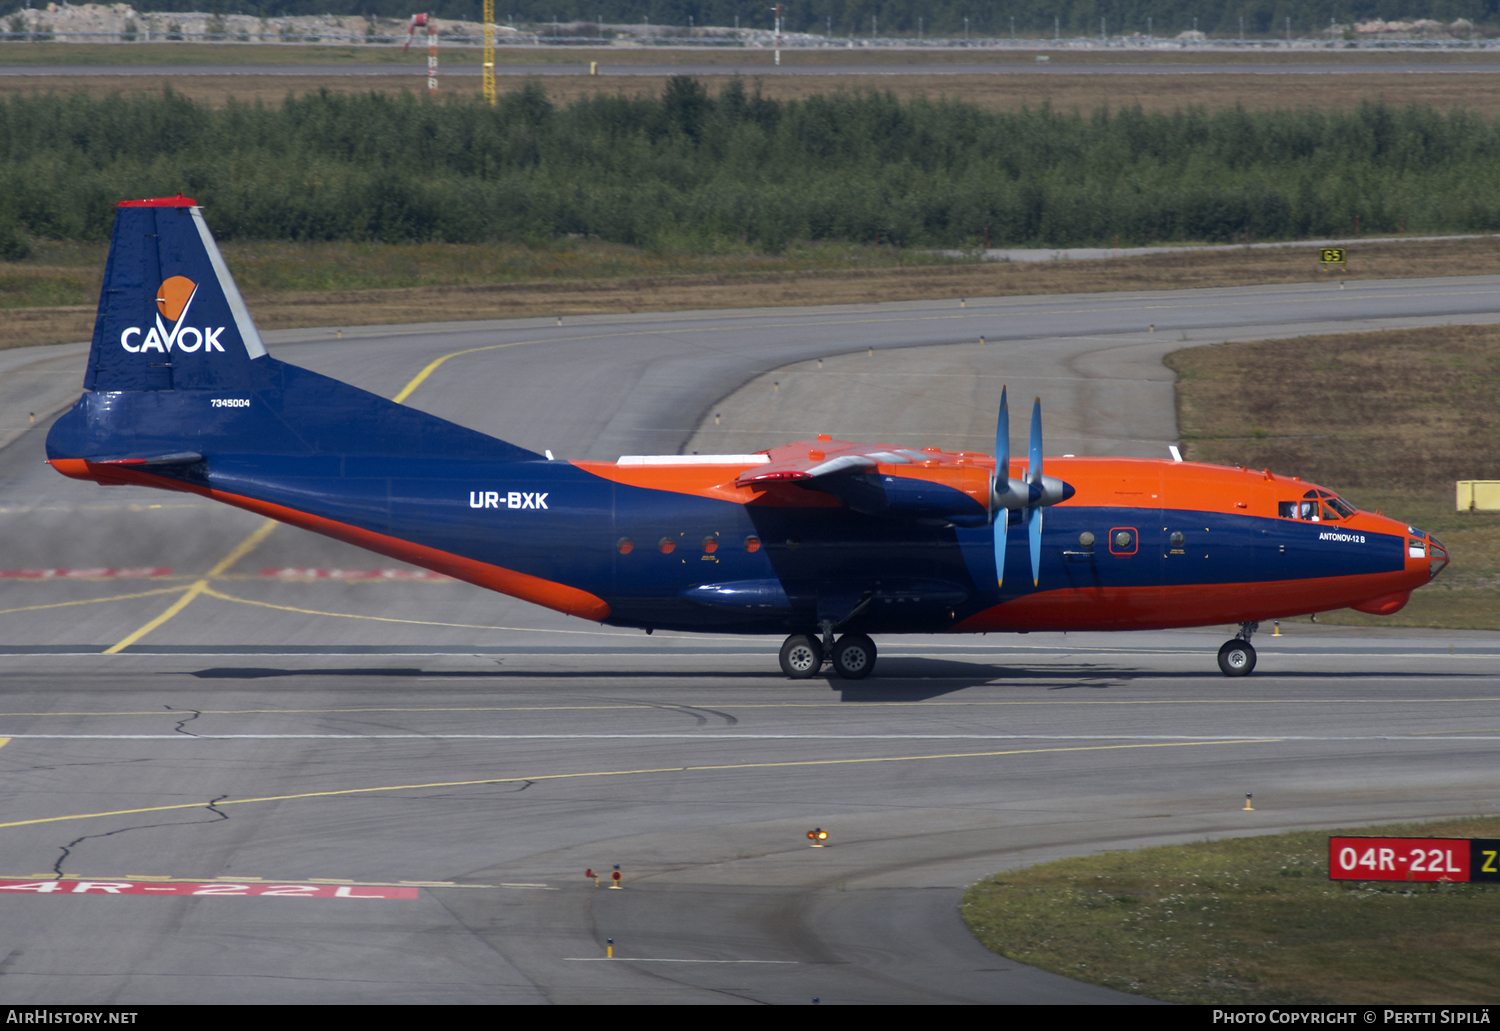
xmin=1028 ymin=397 xmax=1043 ymax=493
xmin=994 ymin=388 xmax=1009 ymax=588
xmin=1028 ymin=398 xmax=1044 ymax=586
xmin=996 ymin=387 xmax=1011 ymax=480
xmin=1027 ymin=504 xmax=1043 ymax=587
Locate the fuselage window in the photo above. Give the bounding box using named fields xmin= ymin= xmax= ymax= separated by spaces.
xmin=1277 ymin=500 xmax=1320 ymax=520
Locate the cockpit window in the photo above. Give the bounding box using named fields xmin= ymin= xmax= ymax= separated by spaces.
xmin=1325 ymin=496 xmax=1355 ymax=519
xmin=1279 ymin=494 xmax=1354 ymax=521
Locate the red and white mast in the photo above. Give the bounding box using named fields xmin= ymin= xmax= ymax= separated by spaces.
xmin=404 ymin=13 xmax=437 ymax=94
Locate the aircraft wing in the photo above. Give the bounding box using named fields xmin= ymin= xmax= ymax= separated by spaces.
xmin=735 ymin=439 xmax=988 ymax=486
xmin=736 ymin=439 xmax=995 ymax=524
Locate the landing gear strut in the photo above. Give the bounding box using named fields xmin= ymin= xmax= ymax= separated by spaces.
xmin=778 ymin=630 xmax=879 ymax=680
xmin=1217 ymin=621 xmax=1259 ymax=677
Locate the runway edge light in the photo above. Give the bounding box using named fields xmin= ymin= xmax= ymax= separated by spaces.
xmin=808 ymin=828 xmax=828 ymax=847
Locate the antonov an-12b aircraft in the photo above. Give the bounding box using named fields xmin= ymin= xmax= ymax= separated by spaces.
xmin=47 ymin=198 xmax=1449 ymax=678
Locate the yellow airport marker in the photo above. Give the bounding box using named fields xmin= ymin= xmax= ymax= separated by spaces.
xmin=606 ymin=938 xmax=613 ymax=958
xmin=1243 ymin=793 xmax=1255 ymax=811
xmin=1272 ymin=621 xmax=1282 ymax=637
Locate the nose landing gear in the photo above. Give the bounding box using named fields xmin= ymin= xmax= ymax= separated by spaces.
xmin=1217 ymin=622 xmax=1259 ymax=677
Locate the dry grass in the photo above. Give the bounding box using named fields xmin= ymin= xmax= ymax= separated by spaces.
xmin=10 ymin=70 xmax=1500 ymax=119
xmin=7 ymin=41 xmax=1500 ymax=67
xmin=1168 ymin=324 xmax=1500 ymax=492
xmin=963 ymin=815 xmax=1500 ymax=1004
xmin=8 ymin=234 xmax=1500 ymax=351
xmin=1167 ymin=325 xmax=1500 ymax=629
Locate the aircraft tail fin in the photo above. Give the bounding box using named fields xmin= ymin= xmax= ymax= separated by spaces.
xmin=49 ymin=196 xmax=537 ymax=467
xmin=85 ymin=195 xmax=268 ymax=393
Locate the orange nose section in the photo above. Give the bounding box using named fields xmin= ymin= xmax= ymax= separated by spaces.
xmin=155 ymin=276 xmax=196 ymax=322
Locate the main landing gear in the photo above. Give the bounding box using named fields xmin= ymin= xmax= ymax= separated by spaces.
xmin=1217 ymin=621 xmax=1259 ymax=677
xmin=779 ymin=629 xmax=878 ymax=680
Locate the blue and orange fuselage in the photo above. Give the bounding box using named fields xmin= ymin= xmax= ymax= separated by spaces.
xmin=45 ymin=195 xmax=1445 ymax=644
xmin=52 ymin=414 xmax=1443 ymax=636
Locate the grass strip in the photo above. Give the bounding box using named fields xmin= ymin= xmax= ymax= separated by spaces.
xmin=1167 ymin=322 xmax=1500 ymax=631
xmin=7 ymin=234 xmax=1500 ymax=350
xmin=7 ymin=42 xmax=1500 ymax=68
xmin=962 ymin=815 xmax=1500 ymax=1004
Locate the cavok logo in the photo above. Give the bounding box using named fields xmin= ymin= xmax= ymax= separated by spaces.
xmin=119 ymin=275 xmax=226 ymax=355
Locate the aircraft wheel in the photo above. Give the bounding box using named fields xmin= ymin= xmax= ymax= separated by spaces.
xmin=831 ymin=634 xmax=877 ymax=680
xmin=779 ymin=634 xmax=824 ymax=679
xmin=1217 ymin=639 xmax=1257 ymax=677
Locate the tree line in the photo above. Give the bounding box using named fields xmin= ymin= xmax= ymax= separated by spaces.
xmin=2 ymin=80 xmax=1498 ymax=253
xmin=12 ymin=0 xmax=1495 ymax=36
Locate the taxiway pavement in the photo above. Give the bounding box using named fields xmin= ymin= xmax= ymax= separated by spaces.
xmin=2 ymin=276 xmax=1498 ymax=1002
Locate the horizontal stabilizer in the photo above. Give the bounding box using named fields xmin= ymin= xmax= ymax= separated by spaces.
xmin=92 ymin=452 xmax=204 ymax=466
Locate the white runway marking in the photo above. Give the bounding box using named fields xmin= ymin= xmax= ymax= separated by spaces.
xmin=564 ymin=958 xmax=798 ymax=964
xmin=5 ymin=732 xmax=1500 ymax=742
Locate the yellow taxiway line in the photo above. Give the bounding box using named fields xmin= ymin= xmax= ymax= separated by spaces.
xmin=0 ymin=738 xmax=1276 ymax=832
xmin=102 ymin=520 xmax=278 ymax=654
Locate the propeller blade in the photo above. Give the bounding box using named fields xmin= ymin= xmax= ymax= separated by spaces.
xmin=994 ymin=387 xmax=1009 ymax=588
xmin=1026 ymin=399 xmax=1045 ymax=585
xmin=995 ymin=392 xmax=1071 ymax=590
xmin=996 ymin=387 xmax=1010 ymax=491
xmin=1028 ymin=505 xmax=1043 ymax=587
xmin=994 ymin=507 xmax=1007 ymax=589
xmin=1028 ymin=397 xmax=1043 ymax=492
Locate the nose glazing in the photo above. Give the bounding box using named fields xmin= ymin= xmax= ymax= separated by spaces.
xmin=1427 ymin=535 xmax=1449 ymax=579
